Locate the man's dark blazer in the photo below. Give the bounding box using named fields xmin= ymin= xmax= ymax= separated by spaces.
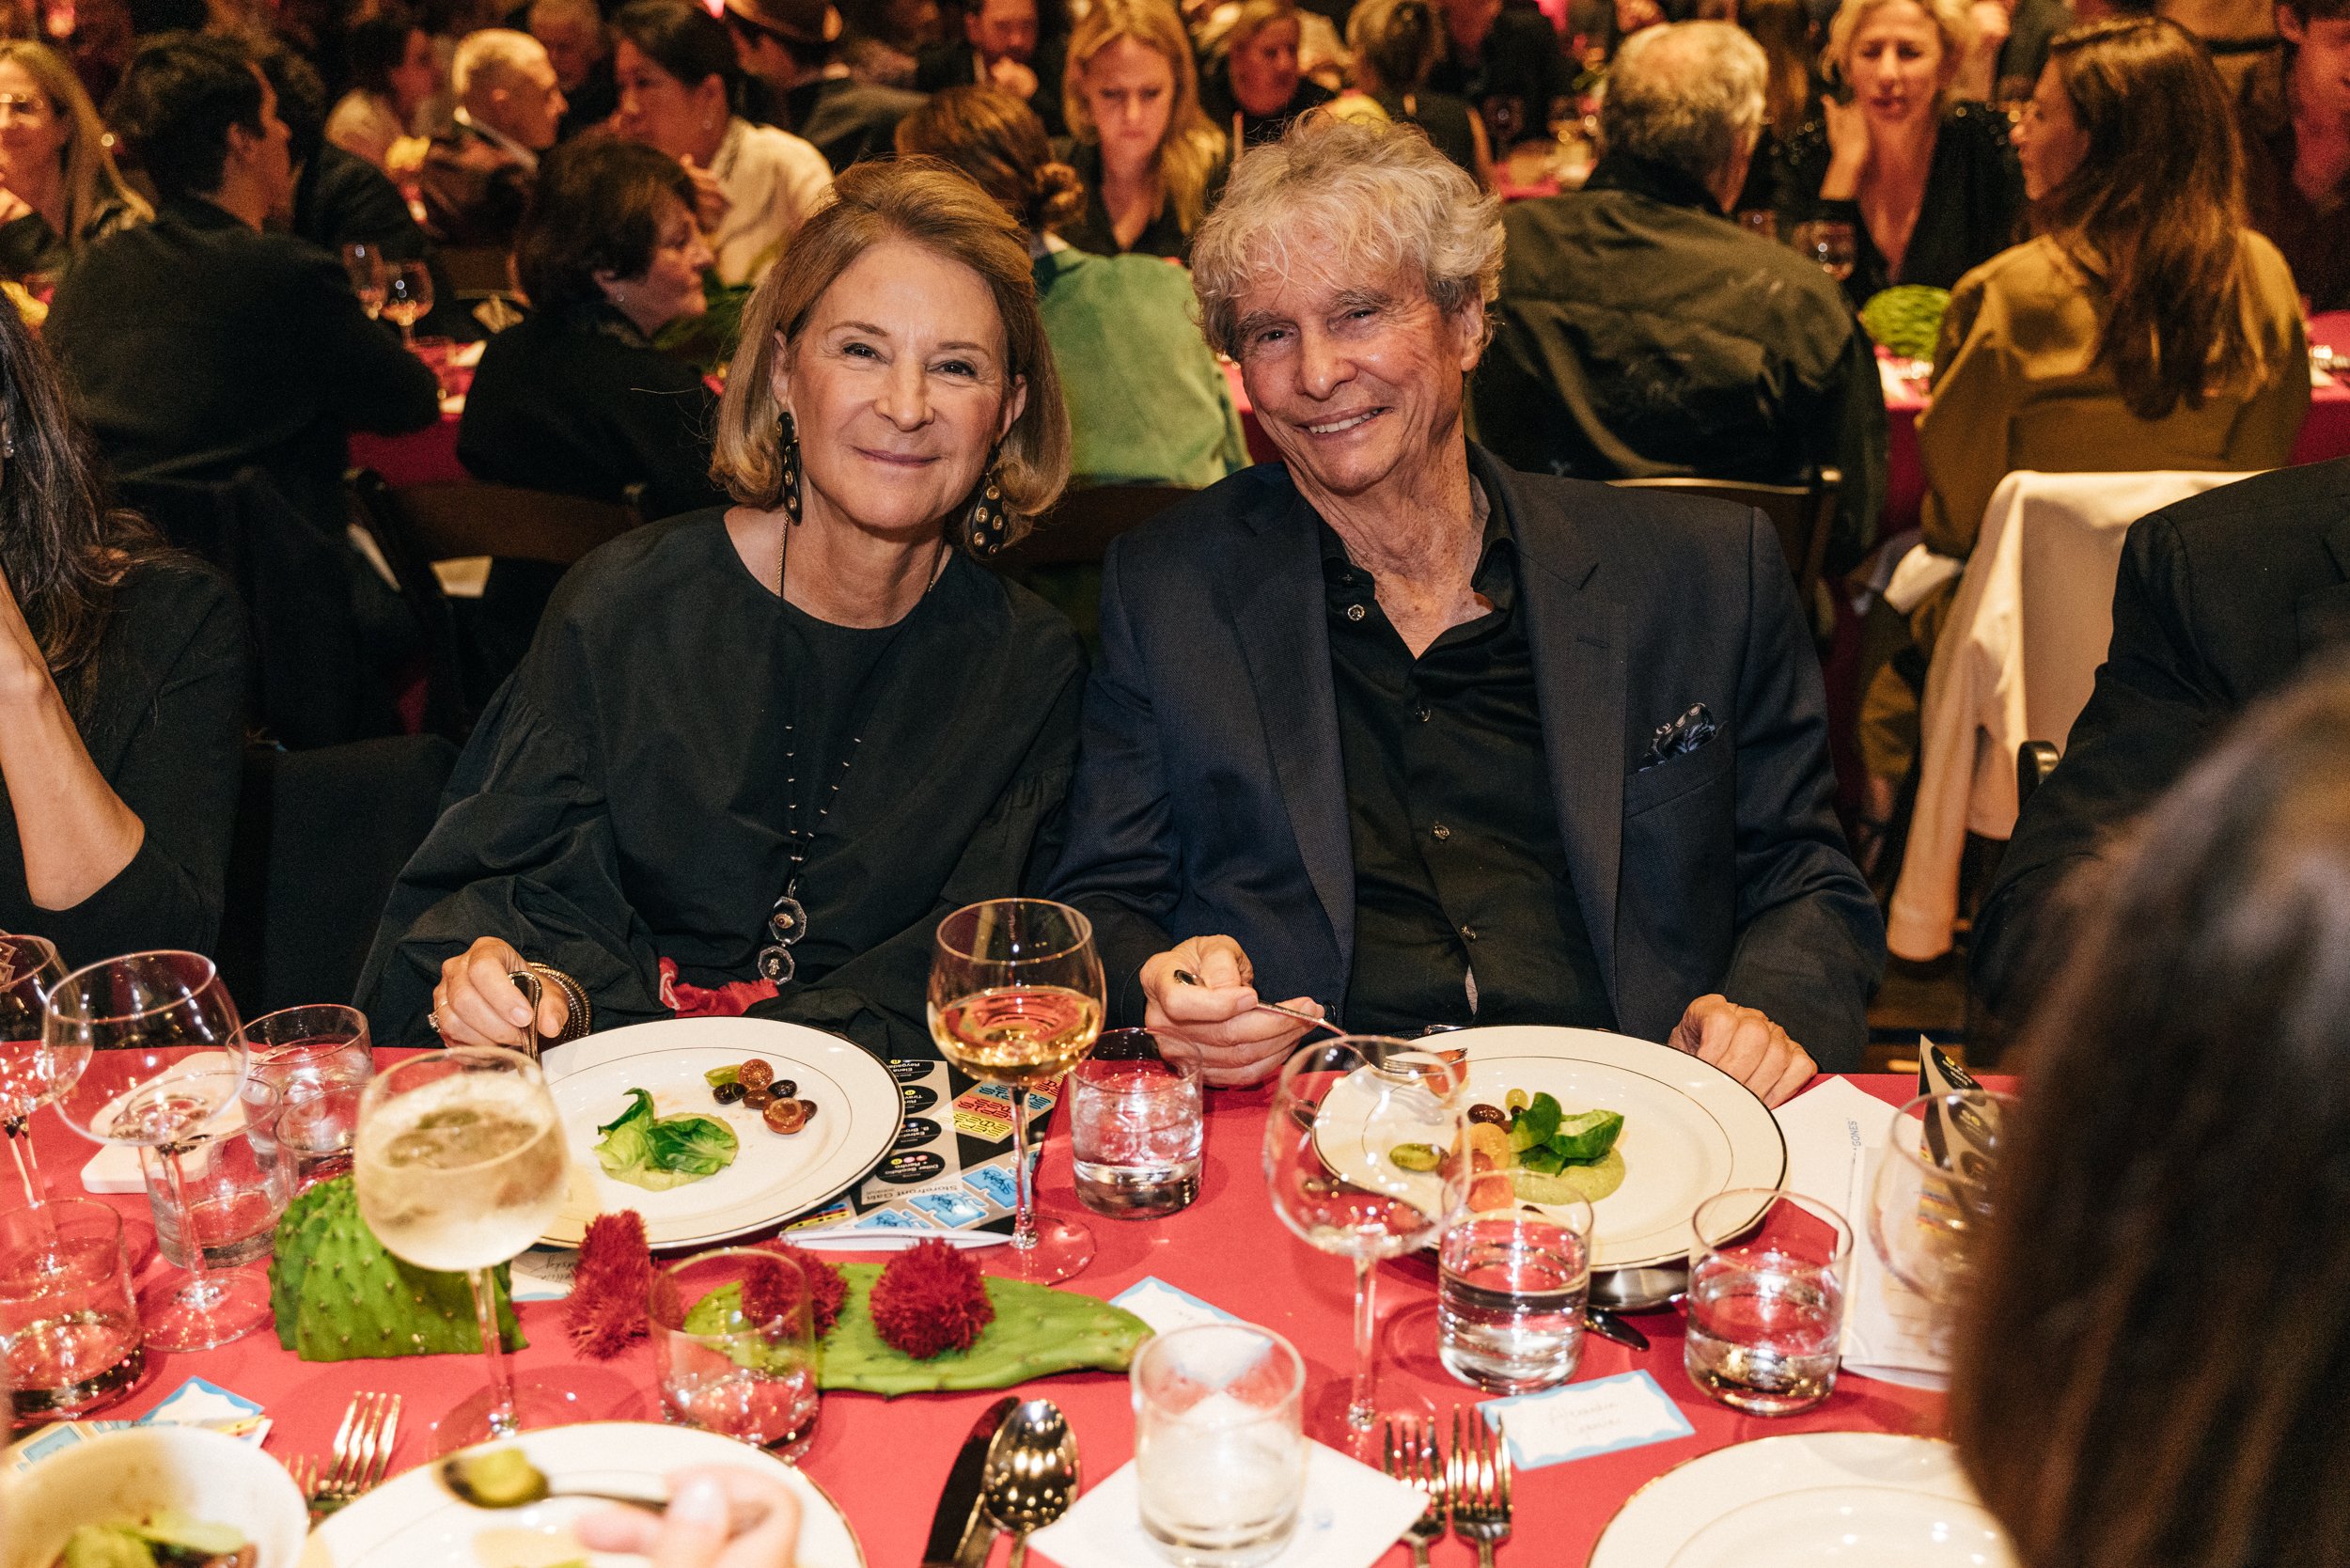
xmin=1046 ymin=445 xmax=1885 ymax=1070
xmin=1973 ymin=457 xmax=2350 ymax=1020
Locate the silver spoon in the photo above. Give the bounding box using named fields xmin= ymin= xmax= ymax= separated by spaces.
xmin=980 ymin=1400 xmax=1079 ymax=1568
xmin=438 ymin=1450 xmax=769 ymax=1532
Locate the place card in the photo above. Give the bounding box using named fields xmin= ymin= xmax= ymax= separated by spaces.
xmin=1027 ymin=1441 xmax=1424 ymax=1568
xmin=9 ymin=1378 xmax=271 ymax=1471
xmin=509 ymin=1246 xmax=578 ymax=1303
xmin=1109 ymin=1277 xmax=1243 ymax=1335
xmin=1479 ymin=1372 xmax=1693 ymax=1469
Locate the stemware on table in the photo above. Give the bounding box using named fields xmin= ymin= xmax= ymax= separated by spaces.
xmin=352 ymin=1047 xmax=571 ymax=1452
xmin=927 ymin=898 xmax=1106 ymax=1284
xmin=340 ymin=241 xmax=389 ymax=319
xmin=45 ymin=950 xmax=256 ymax=1350
xmin=1263 ymin=1035 xmax=1468 ymax=1459
xmin=1869 ymin=1089 xmax=2011 ymax=1316
xmin=0 ymin=932 xmax=72 ymax=1209
xmin=382 ymin=259 xmax=433 ymax=350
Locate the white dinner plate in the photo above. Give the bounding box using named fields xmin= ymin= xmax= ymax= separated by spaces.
xmin=300 ymin=1421 xmax=866 ymax=1568
xmin=536 ymin=1017 xmax=901 ymax=1248
xmin=1588 ymin=1433 xmax=2014 ymax=1568
xmin=1314 ymin=1027 xmax=1786 ymax=1271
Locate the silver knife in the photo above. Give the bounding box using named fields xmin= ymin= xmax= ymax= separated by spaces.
xmin=922 ymin=1396 xmax=1017 ymax=1568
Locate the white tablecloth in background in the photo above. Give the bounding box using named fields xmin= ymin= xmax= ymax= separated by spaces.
xmin=1885 ymin=469 xmax=2260 ymax=961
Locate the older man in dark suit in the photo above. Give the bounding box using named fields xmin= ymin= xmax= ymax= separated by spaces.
xmin=1047 ymin=117 xmax=1883 ymax=1104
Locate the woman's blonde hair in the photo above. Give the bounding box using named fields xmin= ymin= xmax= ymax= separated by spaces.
xmin=710 ymin=159 xmax=1072 ymax=539
xmin=0 ymin=41 xmax=149 ymax=250
xmin=1823 ymin=0 xmax=1976 ymax=110
xmin=1062 ymin=0 xmax=1225 ymax=237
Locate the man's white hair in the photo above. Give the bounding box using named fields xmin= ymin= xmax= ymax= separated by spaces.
xmin=453 ymin=26 xmax=551 ymax=100
xmin=1602 ymin=22 xmax=1768 ymax=188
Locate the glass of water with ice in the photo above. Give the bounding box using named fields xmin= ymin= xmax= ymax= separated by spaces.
xmin=1437 ymin=1201 xmax=1594 ymax=1392
xmin=1134 ymin=1322 xmax=1308 ymax=1567
xmin=1071 ymin=1028 xmax=1203 ymax=1218
xmin=1684 ymin=1187 xmax=1851 ymax=1416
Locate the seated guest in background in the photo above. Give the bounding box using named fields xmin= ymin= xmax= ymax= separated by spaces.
xmin=1970 ymin=456 xmax=2350 ymax=1024
xmin=918 ymin=0 xmax=1066 ymax=133
xmin=0 ymin=295 xmax=244 ymax=968
xmin=898 ymin=86 xmax=1246 ymax=487
xmin=1861 ymin=17 xmax=2310 ymax=826
xmin=723 ymin=0 xmax=924 ymax=171
xmin=0 ymin=40 xmax=147 ymax=286
xmin=1951 ymin=0 xmax=2078 ymax=104
xmin=1058 ymin=0 xmax=1225 ymax=258
xmin=1473 ymin=21 xmax=1887 ymax=574
xmin=1199 ymin=1 xmax=1334 ymax=148
xmin=1345 ymin=0 xmax=1492 ymax=184
xmin=47 ymin=35 xmax=442 ymax=533
xmin=2235 ymin=0 xmax=2349 ymax=311
xmin=1776 ymin=0 xmax=2023 ymax=306
xmin=418 ymin=28 xmax=564 ymax=247
xmin=1731 ymin=0 xmax=1817 ymax=214
xmin=531 ymin=0 xmax=619 ymax=138
xmin=1952 ymin=663 xmax=2350 ymax=1568
xmin=612 ymin=0 xmax=833 ymax=285
xmin=255 ymin=40 xmax=429 ymax=268
xmin=458 ymin=137 xmax=725 ymax=519
xmin=362 ymin=161 xmax=1085 ymax=1060
xmin=838 ymin=0 xmax=946 ymax=83
xmin=1049 ymin=118 xmax=1882 ymax=1099
xmin=1425 ymin=0 xmax=1563 ymax=151
xmin=327 ymin=7 xmax=438 ymax=169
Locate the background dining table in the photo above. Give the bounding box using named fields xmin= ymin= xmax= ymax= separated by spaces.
xmin=18 ymin=1067 xmax=1963 ymax=1567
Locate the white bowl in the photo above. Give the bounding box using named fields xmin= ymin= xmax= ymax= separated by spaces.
xmin=2 ymin=1425 xmax=309 ymax=1568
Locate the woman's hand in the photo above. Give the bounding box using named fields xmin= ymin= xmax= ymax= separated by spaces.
xmin=679 ymin=155 xmax=732 ymax=238
xmin=1819 ymin=94 xmax=1872 ymax=199
xmin=574 ymin=1467 xmax=803 ymax=1568
xmin=432 ymin=936 xmax=569 ymax=1048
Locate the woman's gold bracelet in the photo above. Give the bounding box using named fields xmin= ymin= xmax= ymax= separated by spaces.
xmin=526 ymin=963 xmax=593 ymax=1044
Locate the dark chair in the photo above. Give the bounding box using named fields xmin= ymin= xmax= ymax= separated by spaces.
xmin=213 ymin=733 xmax=460 ymax=1015
xmin=993 ymin=484 xmax=1198 ymax=658
xmin=1606 ymin=468 xmax=1843 ymax=612
xmin=347 ymin=470 xmax=644 ymax=739
xmin=2016 ymin=740 xmax=2061 ymax=814
xmin=434 ymin=244 xmax=514 ymax=298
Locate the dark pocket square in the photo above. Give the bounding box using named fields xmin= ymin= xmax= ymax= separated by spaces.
xmin=1637 ymin=703 xmax=1717 ymax=772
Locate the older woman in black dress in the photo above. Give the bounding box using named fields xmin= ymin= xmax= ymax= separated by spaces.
xmin=361 ymin=159 xmax=1083 ymax=1061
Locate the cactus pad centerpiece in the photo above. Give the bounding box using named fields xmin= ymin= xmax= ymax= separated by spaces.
xmin=268 ymin=1177 xmax=525 ymax=1361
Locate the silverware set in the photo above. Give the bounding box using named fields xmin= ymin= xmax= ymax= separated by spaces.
xmin=287 ymin=1391 xmax=401 ymax=1513
xmin=1384 ymin=1410 xmax=1515 ymax=1566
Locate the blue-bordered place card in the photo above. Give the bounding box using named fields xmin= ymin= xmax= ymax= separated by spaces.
xmin=1110 ymin=1277 xmax=1245 ymax=1335
xmin=1479 ymin=1371 xmax=1694 ymax=1468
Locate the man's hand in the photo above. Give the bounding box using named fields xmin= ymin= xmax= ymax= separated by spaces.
xmin=984 ymin=55 xmax=1039 ymax=101
xmin=679 ymin=154 xmax=732 ymax=236
xmin=1139 ymin=935 xmax=1323 ymax=1088
xmin=1668 ymin=995 xmax=1814 ymax=1107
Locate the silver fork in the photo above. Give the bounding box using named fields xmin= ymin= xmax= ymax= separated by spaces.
xmin=285 ymin=1453 xmax=321 ymax=1509
xmin=318 ymin=1393 xmax=403 ymax=1507
xmin=1382 ymin=1417 xmax=1446 ymax=1568
xmin=1449 ymin=1406 xmax=1512 ymax=1566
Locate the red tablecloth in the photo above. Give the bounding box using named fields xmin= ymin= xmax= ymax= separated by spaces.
xmin=24 ymin=1073 xmax=1952 ymax=1567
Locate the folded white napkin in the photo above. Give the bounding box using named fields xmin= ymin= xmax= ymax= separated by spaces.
xmin=77 ymin=1050 xmax=242 ymax=1194
xmin=1028 ymin=1443 xmax=1426 ymax=1568
xmin=1883 ymin=542 xmax=1966 ymax=615
xmin=1771 ymin=1077 xmax=1946 ymax=1388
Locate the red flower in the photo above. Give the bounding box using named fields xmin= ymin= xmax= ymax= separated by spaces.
xmin=757 ymin=1241 xmax=848 ymax=1337
xmin=566 ymin=1211 xmax=651 ymax=1359
xmin=868 ymin=1239 xmax=995 ymax=1359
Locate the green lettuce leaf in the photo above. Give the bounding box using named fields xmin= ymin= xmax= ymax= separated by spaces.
xmin=595 ymin=1089 xmax=739 ymax=1191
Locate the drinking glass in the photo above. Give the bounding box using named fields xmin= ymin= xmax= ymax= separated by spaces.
xmin=927 ymin=899 xmax=1106 ymax=1284
xmin=1264 ymin=1036 xmax=1467 ymax=1457
xmin=0 ymin=933 xmax=72 ymax=1209
xmin=1437 ymin=1201 xmax=1594 ymax=1393
xmin=140 ymin=1075 xmax=289 ymax=1271
xmin=354 ymin=1048 xmax=569 ymax=1451
xmin=383 ymin=259 xmax=434 ymax=349
xmin=1684 ymin=1187 xmax=1850 ymax=1416
xmin=650 ymin=1247 xmax=820 ymax=1451
xmin=1133 ymin=1322 xmax=1307 ymax=1568
xmin=340 ymin=241 xmax=388 ymax=319
xmin=47 ymin=951 xmax=252 ymax=1351
xmin=1792 ymin=219 xmax=1857 ymax=282
xmin=235 ymin=1005 xmax=373 ymax=1187
xmin=1070 ymin=1027 xmax=1203 ymax=1219
xmin=0 ymin=1199 xmax=142 ymax=1419
xmin=1870 ymin=1090 xmax=2009 ymax=1309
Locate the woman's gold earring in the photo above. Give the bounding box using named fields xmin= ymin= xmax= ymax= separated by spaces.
xmin=778 ymin=413 xmax=802 ymax=526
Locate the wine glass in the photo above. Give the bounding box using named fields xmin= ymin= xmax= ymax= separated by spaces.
xmin=340 ymin=241 xmax=388 ymax=320
xmin=46 ymin=951 xmax=253 ymax=1350
xmin=1792 ymin=219 xmax=1857 ymax=282
xmin=383 ymin=259 xmax=433 ymax=349
xmin=353 ymin=1048 xmax=571 ymax=1452
xmin=1264 ymin=1036 xmax=1467 ymax=1459
xmin=927 ymin=899 xmax=1106 ymax=1284
xmin=1869 ymin=1090 xmax=2011 ymax=1316
xmin=0 ymin=933 xmax=73 ymax=1210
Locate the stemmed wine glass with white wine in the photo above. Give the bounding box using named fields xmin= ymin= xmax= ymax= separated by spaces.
xmin=0 ymin=933 xmax=73 ymax=1210
xmin=383 ymin=259 xmax=433 ymax=350
xmin=340 ymin=241 xmax=388 ymax=319
xmin=928 ymin=899 xmax=1105 ymax=1284
xmin=353 ymin=1048 xmax=571 ymax=1452
xmin=47 ymin=951 xmax=252 ymax=1350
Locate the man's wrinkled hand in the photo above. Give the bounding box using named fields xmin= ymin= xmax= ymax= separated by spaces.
xmin=1138 ymin=935 xmax=1322 ymax=1088
xmin=1668 ymin=994 xmax=1815 ymax=1107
